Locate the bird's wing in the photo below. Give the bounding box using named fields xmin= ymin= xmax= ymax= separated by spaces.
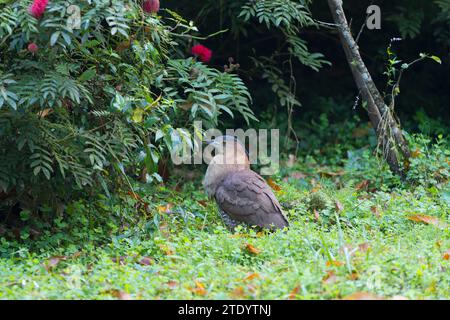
xmin=215 ymin=170 xmax=289 ymax=229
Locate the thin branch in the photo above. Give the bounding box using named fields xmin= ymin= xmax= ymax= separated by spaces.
xmin=355 ymin=0 xmax=374 ymax=43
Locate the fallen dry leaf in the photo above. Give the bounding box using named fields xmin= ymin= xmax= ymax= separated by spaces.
xmin=358 ymin=242 xmax=371 ymax=253
xmin=288 ymin=286 xmax=300 ymax=300
xmin=411 ymin=149 xmax=422 ymax=158
xmin=198 ymin=200 xmax=208 ymax=207
xmin=244 ymin=273 xmax=260 ymax=281
xmin=158 ymin=244 xmax=174 ymax=256
xmin=326 ymin=260 xmax=344 ymax=267
xmin=322 ymin=270 xmax=337 ymax=285
xmin=370 ymin=206 xmax=381 ymax=218
xmin=340 ymin=242 xmax=370 ymax=257
xmin=127 ymin=191 xmax=142 ymax=201
xmin=335 ymin=200 xmax=344 ymax=213
xmin=157 ymin=203 xmax=174 ymax=214
xmin=167 ymin=280 xmax=178 ymax=289
xmin=348 ymin=272 xmax=359 ymax=280
xmin=43 ymin=256 xmax=67 ymax=271
xmin=355 ymin=180 xmax=370 ymax=191
xmin=266 ymin=178 xmax=281 ymax=191
xmin=191 ymin=281 xmax=207 ymax=296
xmin=138 ymin=257 xmax=154 ymax=266
xmin=246 ymin=284 xmax=257 ymax=294
xmin=318 ymin=170 xmax=345 ymax=177
xmin=407 ymin=214 xmax=448 ymax=229
xmin=313 ymin=209 xmax=320 ymax=222
xmin=110 ymin=290 xmax=131 ymax=300
xmin=443 ymin=249 xmax=450 ymax=260
xmin=43 ymin=251 xmax=82 ymax=272
xmin=311 ymin=185 xmax=323 ymax=193
xmin=71 ymin=252 xmax=82 ymax=259
xmin=37 ymin=108 xmax=53 ymax=118
xmin=245 ymin=244 xmax=261 ymax=255
xmin=343 ymin=292 xmax=384 ymax=300
xmin=231 ymin=286 xmax=246 ymax=298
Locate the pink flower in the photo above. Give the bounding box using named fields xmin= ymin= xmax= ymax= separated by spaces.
xmin=29 ymin=0 xmax=49 ymax=19
xmin=191 ymin=44 xmax=213 ymax=63
xmin=143 ymin=0 xmax=160 ymax=14
xmin=28 ymin=43 xmax=39 ymax=53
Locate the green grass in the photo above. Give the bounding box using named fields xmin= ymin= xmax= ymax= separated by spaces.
xmin=1 ymin=169 xmax=449 ymax=300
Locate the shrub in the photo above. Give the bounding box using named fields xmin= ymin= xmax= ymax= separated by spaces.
xmin=0 ymin=0 xmax=254 ymax=212
xmin=405 ymin=134 xmax=450 ymax=188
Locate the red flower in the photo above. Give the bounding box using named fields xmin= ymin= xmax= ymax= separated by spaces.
xmin=191 ymin=44 xmax=212 ymax=63
xmin=27 ymin=43 xmax=39 ymax=53
xmin=143 ymin=0 xmax=160 ymax=14
xmin=29 ymin=0 xmax=49 ymax=19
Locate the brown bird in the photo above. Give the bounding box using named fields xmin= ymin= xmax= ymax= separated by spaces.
xmin=203 ymin=136 xmax=289 ymax=230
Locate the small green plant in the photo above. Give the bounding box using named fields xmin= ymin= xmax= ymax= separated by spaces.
xmin=383 ymin=38 xmax=442 ymax=110
xmin=405 ymin=134 xmax=450 ymax=188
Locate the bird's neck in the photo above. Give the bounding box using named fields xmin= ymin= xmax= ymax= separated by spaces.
xmin=203 ymin=154 xmax=250 ymax=197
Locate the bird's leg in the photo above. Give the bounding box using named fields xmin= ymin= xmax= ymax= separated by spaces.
xmin=218 ymin=208 xmax=240 ymax=231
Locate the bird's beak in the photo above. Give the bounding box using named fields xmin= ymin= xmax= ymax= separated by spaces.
xmin=204 ymin=139 xmax=219 ymax=147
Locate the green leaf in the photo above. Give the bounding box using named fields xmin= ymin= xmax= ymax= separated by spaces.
xmin=132 ymin=108 xmax=145 ymax=123
xmin=78 ymin=69 xmax=97 ymax=82
xmin=430 ymin=55 xmax=442 ymax=64
xmin=50 ymin=31 xmax=60 ymax=46
xmin=20 ymin=210 xmax=31 ymax=221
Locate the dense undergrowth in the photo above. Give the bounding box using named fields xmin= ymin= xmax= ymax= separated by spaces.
xmin=0 ymin=133 xmax=448 ymax=299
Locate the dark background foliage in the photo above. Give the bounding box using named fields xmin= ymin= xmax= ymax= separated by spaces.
xmin=165 ymin=0 xmax=449 ymax=139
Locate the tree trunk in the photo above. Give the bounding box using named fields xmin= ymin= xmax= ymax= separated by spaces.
xmin=327 ymin=0 xmax=410 ymax=177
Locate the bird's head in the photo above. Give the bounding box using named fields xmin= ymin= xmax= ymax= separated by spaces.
xmin=206 ymin=135 xmax=249 ymax=167
xmin=203 ymin=135 xmax=250 ymax=197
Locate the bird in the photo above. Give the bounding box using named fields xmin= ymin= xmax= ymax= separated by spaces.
xmin=203 ymin=135 xmax=289 ymax=230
